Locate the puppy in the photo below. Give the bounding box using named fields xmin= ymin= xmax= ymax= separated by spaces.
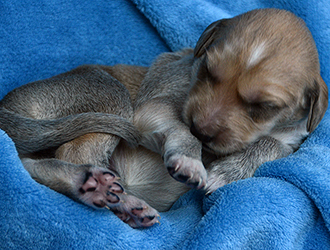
xmin=0 ymin=8 xmax=327 ymax=228
xmin=132 ymin=8 xmax=328 ymax=193
xmin=184 ymin=8 xmax=328 ymax=191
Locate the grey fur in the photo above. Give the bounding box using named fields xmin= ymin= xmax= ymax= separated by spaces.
xmin=0 ymin=109 xmax=140 ymax=154
xmin=134 ymin=49 xmax=207 ymax=188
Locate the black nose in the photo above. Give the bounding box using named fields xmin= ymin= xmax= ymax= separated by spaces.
xmin=190 ymin=122 xmax=213 ymax=143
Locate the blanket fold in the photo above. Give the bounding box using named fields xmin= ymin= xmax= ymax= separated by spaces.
xmin=1 ymin=0 xmax=329 ymax=249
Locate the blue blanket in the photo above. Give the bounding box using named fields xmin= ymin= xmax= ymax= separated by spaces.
xmin=1 ymin=0 xmax=329 ymax=249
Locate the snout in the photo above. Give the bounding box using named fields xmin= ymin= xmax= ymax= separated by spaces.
xmin=189 ymin=119 xmax=238 ymax=155
xmin=190 ymin=122 xmax=214 ymax=143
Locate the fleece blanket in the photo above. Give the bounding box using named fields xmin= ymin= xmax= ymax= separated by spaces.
xmin=0 ymin=0 xmax=329 ymax=249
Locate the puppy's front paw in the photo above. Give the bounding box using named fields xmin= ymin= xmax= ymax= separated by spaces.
xmin=111 ymin=195 xmax=160 ymax=228
xmin=78 ymin=167 xmax=124 ymax=208
xmin=205 ymin=172 xmax=229 ymax=194
xmin=205 ymin=154 xmax=255 ymax=194
xmin=165 ymin=154 xmax=207 ymax=189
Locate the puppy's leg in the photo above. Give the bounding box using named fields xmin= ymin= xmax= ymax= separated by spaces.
xmin=111 ymin=141 xmax=190 ymax=212
xmin=164 ymin=126 xmax=206 ymax=189
xmin=55 ymin=133 xmax=118 ymax=169
xmin=205 ymin=136 xmax=293 ymax=193
xmin=21 ymin=158 xmax=160 ymax=227
xmin=21 ymin=158 xmax=122 ymax=207
xmin=132 ymin=50 xmax=207 ymax=189
xmin=134 ymin=102 xmax=207 ymax=189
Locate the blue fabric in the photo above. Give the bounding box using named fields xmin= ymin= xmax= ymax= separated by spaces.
xmin=0 ymin=0 xmax=329 ymax=249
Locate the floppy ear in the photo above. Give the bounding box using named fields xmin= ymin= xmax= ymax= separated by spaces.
xmin=194 ymin=18 xmax=232 ymax=58
xmin=307 ymin=76 xmax=328 ymax=132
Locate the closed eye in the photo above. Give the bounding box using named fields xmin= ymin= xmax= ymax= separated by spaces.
xmin=196 ymin=57 xmax=219 ymax=84
xmin=246 ymin=101 xmax=281 ymax=122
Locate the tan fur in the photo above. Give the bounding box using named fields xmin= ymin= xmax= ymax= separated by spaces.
xmin=100 ymin=64 xmax=148 ymax=103
xmin=184 ymin=9 xmax=328 ymax=156
xmin=182 ymin=9 xmax=328 ymax=191
xmin=110 ymin=142 xmax=189 ymax=212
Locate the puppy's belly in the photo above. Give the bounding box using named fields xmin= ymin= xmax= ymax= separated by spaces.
xmin=111 ymin=142 xmax=190 ymax=212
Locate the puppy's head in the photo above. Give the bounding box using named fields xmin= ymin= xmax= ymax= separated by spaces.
xmin=183 ymin=9 xmax=328 ymax=155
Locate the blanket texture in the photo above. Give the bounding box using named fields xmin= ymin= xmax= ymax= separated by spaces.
xmin=1 ymin=0 xmax=329 ymax=249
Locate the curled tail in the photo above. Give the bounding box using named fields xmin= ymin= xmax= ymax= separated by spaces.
xmin=0 ymin=108 xmax=141 ymax=154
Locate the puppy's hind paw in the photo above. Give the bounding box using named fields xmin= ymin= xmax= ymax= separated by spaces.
xmin=77 ymin=166 xmax=124 ymax=208
xmin=76 ymin=166 xmax=160 ymax=228
xmin=166 ymin=154 xmax=207 ymax=189
xmin=111 ymin=194 xmax=160 ymax=228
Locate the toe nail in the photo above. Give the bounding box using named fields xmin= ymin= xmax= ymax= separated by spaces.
xmin=205 ymin=190 xmax=212 ymax=196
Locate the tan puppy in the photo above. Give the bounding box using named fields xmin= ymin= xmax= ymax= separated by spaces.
xmin=131 ymin=9 xmax=327 ymax=194
xmin=183 ymin=8 xmax=328 ymax=191
xmin=0 ymin=8 xmax=327 ymax=228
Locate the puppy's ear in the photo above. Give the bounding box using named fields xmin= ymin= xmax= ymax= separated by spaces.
xmin=306 ymin=76 xmax=328 ymax=132
xmin=194 ymin=18 xmax=232 ymax=58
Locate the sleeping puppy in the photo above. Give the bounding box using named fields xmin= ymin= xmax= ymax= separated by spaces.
xmin=132 ymin=8 xmax=328 ymax=193
xmin=0 ymin=8 xmax=327 ymax=228
xmin=185 ymin=8 xmax=328 ymax=191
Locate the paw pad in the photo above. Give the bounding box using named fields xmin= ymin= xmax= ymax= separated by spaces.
xmin=166 ymin=154 xmax=207 ymax=189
